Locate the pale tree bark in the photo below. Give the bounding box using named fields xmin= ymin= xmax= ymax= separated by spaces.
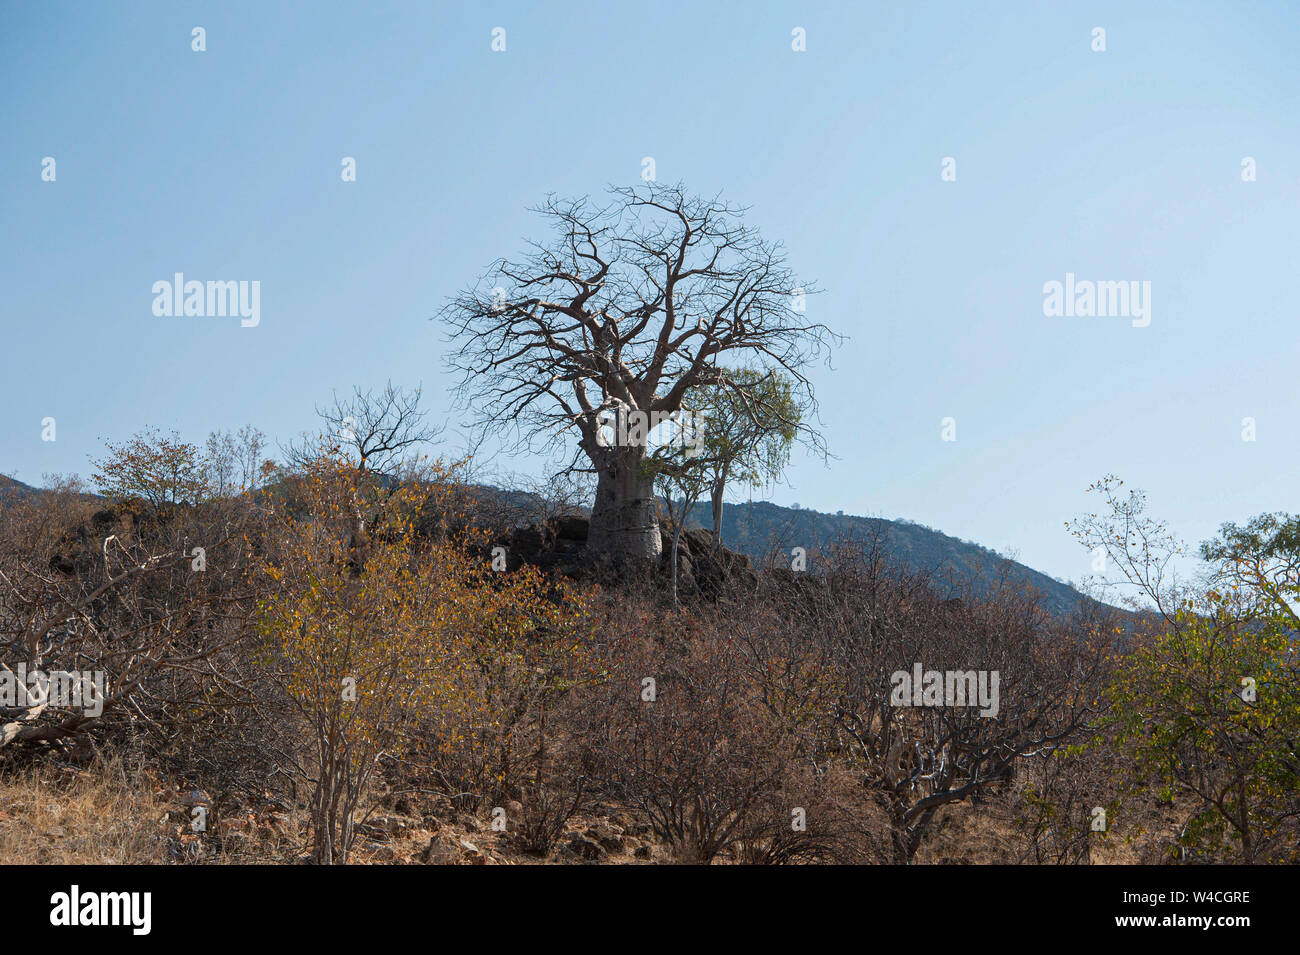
xmin=589 ymin=445 xmax=661 ymax=559
xmin=710 ymin=460 xmax=729 ymax=548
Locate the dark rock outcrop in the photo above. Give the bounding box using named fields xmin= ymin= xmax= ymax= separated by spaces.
xmin=485 ymin=516 xmax=755 ymax=597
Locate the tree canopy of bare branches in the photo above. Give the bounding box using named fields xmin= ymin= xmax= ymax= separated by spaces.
xmin=285 ymin=382 xmax=442 ymax=478
xmin=441 ymin=183 xmax=840 ymax=560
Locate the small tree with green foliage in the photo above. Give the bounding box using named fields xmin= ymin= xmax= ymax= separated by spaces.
xmin=1104 ymin=601 xmax=1300 ymax=862
xmin=681 ymin=367 xmax=806 ymax=548
xmin=1073 ymin=478 xmax=1300 ymax=861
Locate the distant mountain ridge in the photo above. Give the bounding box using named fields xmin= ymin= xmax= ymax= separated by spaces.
xmin=680 ymin=499 xmax=1096 ymax=619
xmin=0 ymin=475 xmax=40 ymax=501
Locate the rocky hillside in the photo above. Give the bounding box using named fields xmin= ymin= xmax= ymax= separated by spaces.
xmin=2 ymin=473 xmax=1102 ymax=617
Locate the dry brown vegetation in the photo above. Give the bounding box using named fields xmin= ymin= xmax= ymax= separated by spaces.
xmin=3 ymin=433 xmax=1297 ymax=866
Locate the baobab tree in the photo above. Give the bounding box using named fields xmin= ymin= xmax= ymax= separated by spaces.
xmin=441 ymin=183 xmax=839 ymax=561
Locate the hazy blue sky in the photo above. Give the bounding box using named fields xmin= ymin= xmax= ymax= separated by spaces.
xmin=2 ymin=1 xmax=1297 ymax=587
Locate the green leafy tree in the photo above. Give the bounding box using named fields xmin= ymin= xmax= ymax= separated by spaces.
xmin=1104 ymin=602 xmax=1300 ymax=862
xmin=1074 ymin=480 xmax=1300 ymax=861
xmin=681 ymin=366 xmax=805 ymax=547
xmin=1201 ymin=512 xmax=1300 ymax=629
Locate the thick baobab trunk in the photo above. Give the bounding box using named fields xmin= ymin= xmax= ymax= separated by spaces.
xmin=587 ymin=447 xmax=662 ymax=561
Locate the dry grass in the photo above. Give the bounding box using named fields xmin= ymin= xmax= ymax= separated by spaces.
xmin=0 ymin=758 xmax=171 ymax=864
xmin=0 ymin=755 xmax=1198 ymax=865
